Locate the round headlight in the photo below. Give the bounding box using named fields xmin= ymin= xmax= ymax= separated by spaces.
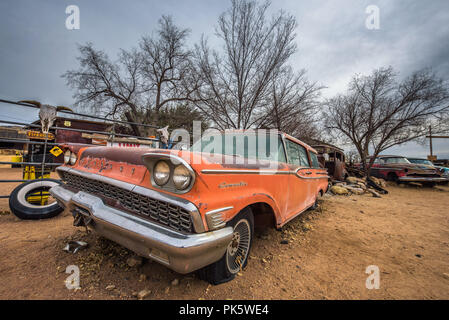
xmin=173 ymin=165 xmax=192 ymax=190
xmin=64 ymin=150 xmax=71 ymax=164
xmin=153 ymin=161 xmax=170 ymax=186
xmin=70 ymin=152 xmax=77 ymax=165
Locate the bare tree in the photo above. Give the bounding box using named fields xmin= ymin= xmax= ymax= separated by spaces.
xmin=193 ymin=0 xmax=297 ymax=129
xmin=157 ymin=104 xmax=208 ymax=134
xmin=62 ymin=16 xmax=201 ymax=136
xmin=256 ymin=67 xmax=323 ymax=141
xmin=323 ymin=67 xmax=449 ymax=176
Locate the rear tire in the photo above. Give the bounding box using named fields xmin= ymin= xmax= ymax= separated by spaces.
xmin=197 ymin=207 xmax=254 ymax=285
xmin=387 ymin=172 xmax=398 ymax=182
xmin=9 ymin=179 xmax=64 ymax=220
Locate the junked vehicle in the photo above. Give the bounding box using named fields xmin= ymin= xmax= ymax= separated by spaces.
xmin=367 ymin=155 xmax=448 ymax=187
xmin=311 ymin=142 xmax=348 ymax=181
xmin=50 ymin=130 xmax=329 ymax=284
xmin=407 ymin=157 xmax=449 ymax=180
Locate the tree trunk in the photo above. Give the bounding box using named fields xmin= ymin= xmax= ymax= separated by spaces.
xmin=124 ymin=111 xmax=143 ymax=137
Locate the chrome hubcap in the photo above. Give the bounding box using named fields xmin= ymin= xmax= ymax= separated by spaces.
xmin=226 ymin=219 xmax=251 ymax=274
xmin=229 ymin=232 xmax=241 ymax=256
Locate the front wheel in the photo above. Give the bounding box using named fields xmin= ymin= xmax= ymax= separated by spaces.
xmin=197 ymin=207 xmax=254 ymax=285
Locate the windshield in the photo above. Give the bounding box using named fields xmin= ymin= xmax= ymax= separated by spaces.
xmin=191 ymin=133 xmax=287 ymax=163
xmin=408 ymin=159 xmax=433 ymax=166
xmin=382 ymin=157 xmax=411 ymax=164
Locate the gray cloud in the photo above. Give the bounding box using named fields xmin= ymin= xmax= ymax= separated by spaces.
xmin=0 ymin=0 xmax=448 ymax=157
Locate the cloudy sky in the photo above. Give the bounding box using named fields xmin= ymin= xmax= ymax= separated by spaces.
xmin=0 ymin=0 xmax=448 ymax=157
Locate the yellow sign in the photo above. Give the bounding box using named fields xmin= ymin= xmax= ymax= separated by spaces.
xmin=26 ymin=130 xmax=54 ymax=140
xmin=64 ymin=120 xmax=71 ymax=127
xmin=49 ymin=146 xmax=63 ymax=157
xmin=427 ymin=155 xmax=437 ymax=161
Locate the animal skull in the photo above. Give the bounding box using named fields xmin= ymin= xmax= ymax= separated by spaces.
xmin=157 ymin=126 xmax=169 ymax=145
xmin=18 ymin=100 xmax=73 ymax=134
xmin=39 ymin=104 xmax=58 ymax=134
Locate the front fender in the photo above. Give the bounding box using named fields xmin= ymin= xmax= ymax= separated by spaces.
xmin=193 ymin=187 xmax=282 ymax=231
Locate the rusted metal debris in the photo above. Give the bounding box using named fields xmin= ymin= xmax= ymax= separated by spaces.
xmin=63 ymin=241 xmax=88 ymax=254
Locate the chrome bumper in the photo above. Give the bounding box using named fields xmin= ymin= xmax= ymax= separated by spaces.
xmin=50 ymin=185 xmax=233 ymax=274
xmin=398 ymin=176 xmax=449 ymax=182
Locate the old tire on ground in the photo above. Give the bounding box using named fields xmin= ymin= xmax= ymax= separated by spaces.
xmin=197 ymin=207 xmax=254 ymax=285
xmin=9 ymin=179 xmax=64 ymax=220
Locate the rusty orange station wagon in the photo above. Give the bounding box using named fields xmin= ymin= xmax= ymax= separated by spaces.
xmin=50 ymin=130 xmax=329 ymax=284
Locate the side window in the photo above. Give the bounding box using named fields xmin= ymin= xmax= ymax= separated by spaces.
xmin=297 ymin=145 xmax=310 ymax=167
xmin=310 ymin=152 xmax=320 ymax=168
xmin=276 ymin=137 xmax=287 ymax=163
xmin=286 ymin=140 xmax=300 ymax=165
xmin=286 ymin=140 xmax=310 ymax=167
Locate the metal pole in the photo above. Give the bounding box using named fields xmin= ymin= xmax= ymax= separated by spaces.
xmin=41 ymin=136 xmax=48 ymax=180
xmin=0 ymin=98 xmax=159 ymax=129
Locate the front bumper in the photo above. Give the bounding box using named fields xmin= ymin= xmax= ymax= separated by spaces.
xmin=398 ymin=176 xmax=449 ymax=183
xmin=50 ymin=185 xmax=233 ymax=274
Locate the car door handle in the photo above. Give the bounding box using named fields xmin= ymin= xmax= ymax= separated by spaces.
xmin=305 ymin=171 xmax=312 ymax=175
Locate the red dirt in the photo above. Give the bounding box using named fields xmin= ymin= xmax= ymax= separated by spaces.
xmin=1 ymin=168 xmax=448 ymax=299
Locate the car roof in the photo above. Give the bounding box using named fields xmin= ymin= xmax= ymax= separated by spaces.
xmin=370 ymin=155 xmax=405 ymax=158
xmin=217 ymin=129 xmax=318 ymax=154
xmin=282 ymin=132 xmax=318 ymax=154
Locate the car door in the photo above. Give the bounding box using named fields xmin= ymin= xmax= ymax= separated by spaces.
xmin=306 ymin=150 xmax=328 ymax=200
xmin=284 ymin=139 xmax=311 ymax=221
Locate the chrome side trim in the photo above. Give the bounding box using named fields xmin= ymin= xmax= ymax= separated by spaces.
xmin=398 ymin=176 xmax=448 ymax=182
xmin=56 ymin=166 xmax=205 ymax=233
xmin=295 ymin=168 xmax=330 ymax=180
xmin=371 ymin=167 xmax=410 ymax=171
xmin=201 ymin=169 xmax=291 ymax=175
xmin=201 ymin=167 xmax=329 ymax=179
xmin=206 ymin=206 xmax=234 ymax=215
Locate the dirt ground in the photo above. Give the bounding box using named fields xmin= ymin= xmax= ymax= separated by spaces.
xmin=0 ymin=167 xmax=448 ymax=300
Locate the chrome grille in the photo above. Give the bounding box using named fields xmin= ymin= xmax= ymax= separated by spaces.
xmin=61 ymin=171 xmax=193 ymax=233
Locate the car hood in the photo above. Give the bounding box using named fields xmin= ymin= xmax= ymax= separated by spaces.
xmin=385 ymin=163 xmax=435 ymax=170
xmin=434 ymin=165 xmax=449 ymax=172
xmin=78 ymin=146 xmax=288 ymax=172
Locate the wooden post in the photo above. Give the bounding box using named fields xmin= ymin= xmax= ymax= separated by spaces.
xmin=429 ymin=125 xmax=433 ymax=156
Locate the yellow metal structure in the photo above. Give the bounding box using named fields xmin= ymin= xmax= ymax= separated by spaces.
xmin=11 ymin=151 xmax=23 ymax=164
xmin=22 ymin=166 xmax=51 ymax=205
